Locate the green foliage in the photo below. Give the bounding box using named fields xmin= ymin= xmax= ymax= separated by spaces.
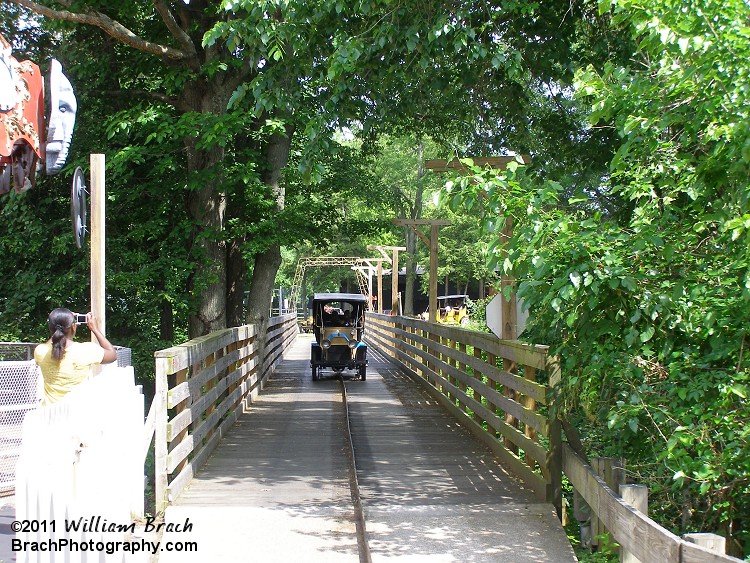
xmin=443 ymin=0 xmax=750 ymax=554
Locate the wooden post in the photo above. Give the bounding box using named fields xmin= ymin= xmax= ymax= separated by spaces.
xmin=591 ymin=457 xmax=626 ymax=550
xmin=391 ymin=247 xmax=400 ymax=315
xmin=90 ymin=154 xmax=106 ymax=338
xmin=472 ymin=346 xmax=484 ymax=425
xmin=377 ymin=261 xmax=383 ymax=314
xmin=546 ymin=416 xmax=563 ymax=520
xmin=429 ymin=223 xmax=439 ymax=323
xmin=683 ymin=533 xmax=726 ymax=554
xmin=620 ymin=484 xmax=648 ymax=563
xmin=153 ymin=356 xmax=169 ymax=514
xmin=524 ymin=366 xmax=538 ymax=470
xmin=368 ymin=245 xmax=405 ymax=315
xmin=392 ymin=220 xmax=448 ymax=323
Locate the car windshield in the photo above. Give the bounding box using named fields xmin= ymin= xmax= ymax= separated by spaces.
xmin=438 ymin=296 xmax=468 ymax=309
xmin=315 ymin=300 xmax=364 ymax=327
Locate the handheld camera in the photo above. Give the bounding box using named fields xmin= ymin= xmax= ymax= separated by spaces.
xmin=75 ymin=313 xmax=88 ymax=324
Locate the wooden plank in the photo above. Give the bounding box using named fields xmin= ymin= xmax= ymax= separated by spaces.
xmin=391 ymin=352 xmax=548 ymax=499
xmin=154 ymin=357 xmax=170 ymax=513
xmin=167 ymin=352 xmax=268 ymax=476
xmin=546 ymin=417 xmax=563 ymax=516
xmin=155 ymin=326 xmax=257 ymax=375
xmin=397 ymin=335 xmax=549 ymax=435
xmin=389 ymin=315 xmax=549 ymax=369
xmin=392 ymin=219 xmax=451 ymax=226
xmin=563 ymin=444 xmax=681 ymax=562
xmin=392 ymin=325 xmax=548 ymax=404
xmin=393 ymin=345 xmax=549 ymax=467
xmin=142 ymin=397 xmax=157 ymax=463
xmin=168 ymin=357 xmax=258 ymax=441
xmin=681 ymin=540 xmax=743 ymax=563
xmin=168 ymin=344 xmax=250 ymax=408
xmin=166 ymin=358 xmax=261 ymax=472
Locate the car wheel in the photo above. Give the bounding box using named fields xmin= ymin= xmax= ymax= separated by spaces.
xmin=460 ymin=316 xmax=469 ymax=326
xmin=359 ymin=365 xmax=367 ymax=381
xmin=312 ymin=365 xmax=319 ymax=381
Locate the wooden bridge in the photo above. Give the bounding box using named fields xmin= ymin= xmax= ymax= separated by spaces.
xmin=147 ymin=313 xmax=740 ymax=563
xmin=8 ymin=313 xmax=741 ymax=562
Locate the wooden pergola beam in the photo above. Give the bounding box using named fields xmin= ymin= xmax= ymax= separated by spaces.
xmin=393 ymin=219 xmax=450 ymax=323
xmin=367 ymin=245 xmax=406 ymax=314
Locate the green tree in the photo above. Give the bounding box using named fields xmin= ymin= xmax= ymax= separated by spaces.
xmin=446 ymin=0 xmax=750 ymax=554
xmin=6 ymin=0 xmax=621 ymax=339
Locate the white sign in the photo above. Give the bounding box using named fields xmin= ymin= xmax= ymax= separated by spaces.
xmin=486 ymin=293 xmax=529 ymax=339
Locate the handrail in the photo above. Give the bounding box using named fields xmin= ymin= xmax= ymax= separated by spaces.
xmin=366 ymin=313 xmax=562 ymax=511
xmin=563 ymin=444 xmax=742 ymax=562
xmin=152 ymin=314 xmax=298 ymax=513
xmin=367 ymin=314 xmax=740 ymax=562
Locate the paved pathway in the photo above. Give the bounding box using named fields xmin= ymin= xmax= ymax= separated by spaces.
xmin=159 ymin=336 xmax=577 ymax=562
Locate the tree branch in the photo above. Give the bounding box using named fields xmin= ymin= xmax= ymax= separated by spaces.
xmin=9 ymin=0 xmax=193 ymax=62
xmin=152 ymin=0 xmax=197 ymax=59
xmin=115 ymin=89 xmax=180 ymax=107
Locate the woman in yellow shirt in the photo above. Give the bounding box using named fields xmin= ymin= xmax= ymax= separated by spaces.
xmin=34 ymin=308 xmax=117 ymax=404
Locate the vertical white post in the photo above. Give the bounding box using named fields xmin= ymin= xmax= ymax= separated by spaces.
xmin=90 ymin=153 xmax=106 ymax=339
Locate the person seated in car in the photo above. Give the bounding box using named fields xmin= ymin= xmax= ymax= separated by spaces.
xmin=342 ymin=310 xmax=353 ymax=326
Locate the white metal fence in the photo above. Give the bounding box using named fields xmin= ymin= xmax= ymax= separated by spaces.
xmin=0 ymin=359 xmax=42 ymax=492
xmin=15 ymin=365 xmax=147 ymax=563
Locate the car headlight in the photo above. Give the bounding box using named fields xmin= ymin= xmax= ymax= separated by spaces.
xmin=321 ymin=339 xmax=331 ymax=350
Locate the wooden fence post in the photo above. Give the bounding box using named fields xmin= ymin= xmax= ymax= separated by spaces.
xmin=547 ymin=416 xmax=563 ymax=520
xmin=620 ymin=484 xmax=648 ymax=563
xmin=591 ymin=457 xmax=626 ymax=550
xmin=154 ymin=355 xmax=169 ymax=515
xmin=683 ymin=533 xmax=727 ymax=554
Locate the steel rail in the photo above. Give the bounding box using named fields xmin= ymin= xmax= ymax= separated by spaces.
xmin=339 ymin=375 xmax=372 ymax=563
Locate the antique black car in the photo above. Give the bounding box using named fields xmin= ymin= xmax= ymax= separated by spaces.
xmin=310 ymin=293 xmax=368 ymax=381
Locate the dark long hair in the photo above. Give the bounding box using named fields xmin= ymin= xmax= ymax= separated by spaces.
xmin=47 ymin=308 xmax=74 ymax=361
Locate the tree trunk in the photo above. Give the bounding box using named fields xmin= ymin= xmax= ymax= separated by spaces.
xmin=404 ymin=141 xmax=425 ymax=317
xmin=225 ymin=237 xmax=246 ymax=327
xmin=244 ymin=123 xmax=295 ymax=325
xmin=182 ymin=81 xmax=232 ymax=338
xmin=245 ymin=244 xmax=283 ymax=324
xmin=159 ymin=297 xmax=174 ymax=342
xmin=185 ymin=151 xmax=227 ymax=337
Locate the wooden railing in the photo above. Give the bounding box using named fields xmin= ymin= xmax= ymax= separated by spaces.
xmin=366 ymin=313 xmax=562 ymax=509
xmin=367 ymin=313 xmax=742 ymax=562
xmin=563 ymin=444 xmax=743 ymax=562
xmin=152 ymin=314 xmax=298 ymax=513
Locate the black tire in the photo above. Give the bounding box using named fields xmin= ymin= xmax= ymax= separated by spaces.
xmin=359 ymin=365 xmax=367 ymax=381
xmin=312 ymin=365 xmax=319 ymax=381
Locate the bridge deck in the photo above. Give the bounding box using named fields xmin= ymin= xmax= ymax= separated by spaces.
xmin=159 ymin=336 xmax=577 ymax=562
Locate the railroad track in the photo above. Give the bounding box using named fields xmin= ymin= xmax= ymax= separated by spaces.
xmin=338 ymin=374 xmax=372 ymax=563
